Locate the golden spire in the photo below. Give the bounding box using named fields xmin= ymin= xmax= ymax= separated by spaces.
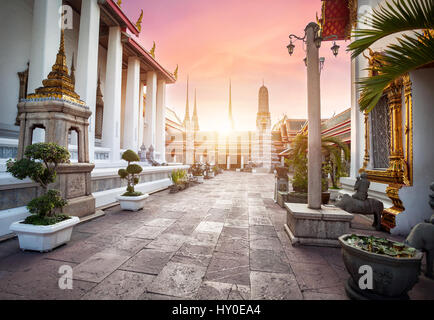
xmin=136 ymin=9 xmax=143 ymax=32
xmin=70 ymin=52 xmax=75 ymax=85
xmin=26 ymin=29 xmax=85 ymax=106
xmin=183 ymin=76 xmax=190 ymax=127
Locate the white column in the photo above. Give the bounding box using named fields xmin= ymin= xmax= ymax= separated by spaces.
xmin=138 ymin=81 xmax=145 ymax=148
xmin=75 ymin=0 xmax=100 ymax=163
xmin=306 ymin=23 xmax=322 ymax=209
xmin=144 ymin=71 xmax=157 ymax=149
xmin=27 ymin=0 xmax=61 ymax=143
xmin=102 ymin=27 xmax=123 ymax=162
xmin=123 ymin=56 xmax=141 ymax=151
xmin=227 ymin=156 xmax=230 ymax=170
xmin=156 ymin=79 xmax=167 ymax=162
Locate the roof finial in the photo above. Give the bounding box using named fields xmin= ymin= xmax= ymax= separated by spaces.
xmin=136 ymin=9 xmax=143 ymax=32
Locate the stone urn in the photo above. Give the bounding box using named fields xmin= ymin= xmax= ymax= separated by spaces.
xmin=338 ymin=234 xmax=423 ymax=300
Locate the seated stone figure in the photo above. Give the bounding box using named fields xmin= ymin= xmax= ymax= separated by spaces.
xmin=405 ymin=213 xmax=434 ymax=279
xmin=336 ymin=173 xmax=383 ymax=230
xmin=146 ymin=145 xmax=160 ymax=166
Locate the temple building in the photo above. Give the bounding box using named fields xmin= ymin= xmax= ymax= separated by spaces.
xmin=171 ymin=80 xmax=274 ymax=171
xmin=318 ymin=0 xmax=434 ymax=235
xmin=0 ymin=0 xmax=186 ymax=237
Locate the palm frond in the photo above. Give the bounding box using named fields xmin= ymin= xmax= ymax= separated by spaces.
xmin=358 ymin=32 xmax=434 ymax=111
xmin=348 ymin=0 xmax=434 ymax=59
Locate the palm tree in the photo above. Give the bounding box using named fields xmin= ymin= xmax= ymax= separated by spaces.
xmin=286 ymin=134 xmax=350 ymax=191
xmin=348 ymin=0 xmax=434 ymax=112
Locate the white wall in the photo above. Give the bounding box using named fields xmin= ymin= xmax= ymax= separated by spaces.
xmin=395 ymin=68 xmax=434 ymax=235
xmin=0 ymin=0 xmax=33 ymax=136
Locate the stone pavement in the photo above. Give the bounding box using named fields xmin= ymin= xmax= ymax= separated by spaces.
xmin=0 ymin=171 xmax=433 ymax=300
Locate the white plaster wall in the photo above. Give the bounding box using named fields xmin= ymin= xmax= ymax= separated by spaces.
xmin=395 ymin=68 xmax=434 ymax=235
xmin=0 ymin=0 xmax=33 ymax=135
xmin=64 ymin=9 xmax=80 ymax=71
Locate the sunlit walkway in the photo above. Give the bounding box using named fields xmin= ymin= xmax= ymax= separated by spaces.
xmin=0 ymin=171 xmax=432 ymax=300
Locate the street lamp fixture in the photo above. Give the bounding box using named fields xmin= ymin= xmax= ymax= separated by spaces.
xmin=287 ymin=40 xmax=295 ymax=56
xmin=331 ymin=41 xmax=340 ymax=57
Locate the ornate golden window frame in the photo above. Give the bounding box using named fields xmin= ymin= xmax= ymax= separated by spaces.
xmin=360 ymin=50 xmax=413 ymax=231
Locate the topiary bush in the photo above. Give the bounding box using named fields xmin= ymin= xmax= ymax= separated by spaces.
xmin=6 ymin=143 xmax=70 ymax=225
xmin=119 ymin=149 xmax=143 ymax=196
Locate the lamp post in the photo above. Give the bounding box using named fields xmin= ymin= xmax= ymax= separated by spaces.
xmin=287 ymin=23 xmax=339 ymax=209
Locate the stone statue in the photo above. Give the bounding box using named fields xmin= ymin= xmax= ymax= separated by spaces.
xmin=352 ymin=172 xmax=370 ymax=201
xmin=336 ymin=173 xmax=383 ymax=230
xmin=146 ymin=145 xmax=160 ymax=166
xmin=139 ymin=144 xmax=147 ymax=162
xmin=405 ymin=183 xmax=434 ymax=279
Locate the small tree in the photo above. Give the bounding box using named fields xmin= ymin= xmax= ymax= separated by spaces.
xmin=118 ymin=150 xmax=143 ymax=196
xmin=6 ymin=143 xmax=70 ymax=225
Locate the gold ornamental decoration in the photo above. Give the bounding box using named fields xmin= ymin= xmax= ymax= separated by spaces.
xmin=136 ymin=9 xmax=143 ymax=32
xmin=26 ymin=29 xmax=86 ymax=107
xmin=361 ymin=49 xmax=413 ymax=231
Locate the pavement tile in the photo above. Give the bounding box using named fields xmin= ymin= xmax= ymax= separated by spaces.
xmin=250 ymin=271 xmax=302 ymax=300
xmin=205 ymin=252 xmax=250 ymax=286
xmin=128 ymin=225 xmax=168 ymax=239
xmin=250 ymin=249 xmax=291 ymax=273
xmin=291 ymin=262 xmax=342 ymax=290
xmin=195 ymin=281 xmax=232 ymax=300
xmin=73 ymin=252 xmax=130 ymax=283
xmin=147 ymin=262 xmax=207 ymax=298
xmin=82 ymin=270 xmax=155 ymax=300
xmin=120 ymin=249 xmax=174 ymax=275
xmin=195 ymin=221 xmax=224 ymax=234
xmin=146 ymin=233 xmax=190 ymax=252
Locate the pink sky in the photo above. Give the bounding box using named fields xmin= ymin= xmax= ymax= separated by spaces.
xmin=123 ymin=0 xmax=351 ymax=131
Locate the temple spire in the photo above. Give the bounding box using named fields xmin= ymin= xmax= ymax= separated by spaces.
xmin=192 ymin=89 xmax=200 ymax=131
xmin=183 ymin=76 xmax=190 ymax=128
xmin=228 ymin=79 xmax=235 ymax=130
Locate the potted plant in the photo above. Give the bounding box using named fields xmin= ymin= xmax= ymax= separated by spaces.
xmin=169 ymin=169 xmax=188 ymax=193
xmin=7 ymin=143 xmax=79 ymax=252
xmin=339 ymin=234 xmax=423 ymax=300
xmin=191 ymin=162 xmax=204 ymax=183
xmin=117 ymin=150 xmax=148 ymax=211
xmin=286 ymin=134 xmax=349 ymax=205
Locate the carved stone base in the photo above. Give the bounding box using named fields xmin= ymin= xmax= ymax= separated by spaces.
xmin=62 ymin=195 xmax=95 ymax=218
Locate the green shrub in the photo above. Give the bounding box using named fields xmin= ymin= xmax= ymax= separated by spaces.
xmin=119 ymin=150 xmax=143 ymax=196
xmin=6 ymin=143 xmax=70 ymax=224
xmin=169 ymin=169 xmax=187 ymax=185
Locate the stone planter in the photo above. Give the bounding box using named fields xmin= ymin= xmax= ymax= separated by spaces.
xmin=117 ymin=194 xmax=149 ymax=211
xmin=10 ymin=216 xmax=80 ymax=252
xmin=286 ymin=192 xmax=330 ymax=204
xmin=195 ymin=175 xmax=204 ymax=183
xmin=338 ymin=234 xmax=423 ymax=300
xmin=169 ymin=185 xmax=179 ymax=193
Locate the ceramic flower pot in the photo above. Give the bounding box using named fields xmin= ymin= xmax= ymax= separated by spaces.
xmin=117 ymin=194 xmax=149 ymax=211
xmin=10 ymin=216 xmax=80 ymax=252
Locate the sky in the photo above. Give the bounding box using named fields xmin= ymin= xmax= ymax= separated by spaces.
xmin=122 ymin=0 xmax=351 ymax=131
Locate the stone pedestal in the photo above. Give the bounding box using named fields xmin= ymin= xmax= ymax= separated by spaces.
xmin=284 ymin=203 xmax=353 ymax=247
xmin=277 ymin=191 xmax=288 ymax=208
xmin=53 ymin=163 xmax=95 ymax=217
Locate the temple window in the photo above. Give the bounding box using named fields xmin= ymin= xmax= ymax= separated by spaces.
xmin=370 ymin=95 xmax=391 ymax=169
